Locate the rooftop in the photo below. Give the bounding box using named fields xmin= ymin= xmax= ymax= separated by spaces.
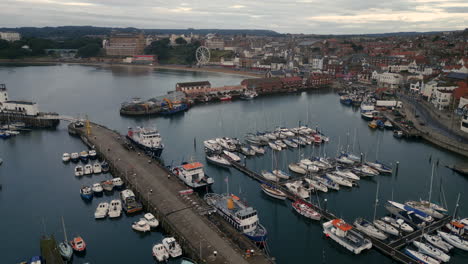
xmin=5 ymin=100 xmax=36 ymax=105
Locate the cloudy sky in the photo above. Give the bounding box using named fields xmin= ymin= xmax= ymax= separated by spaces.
xmin=1 ymin=0 xmax=467 ymax=34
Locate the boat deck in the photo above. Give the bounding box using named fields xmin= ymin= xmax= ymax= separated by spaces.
xmin=69 ymin=123 xmax=273 ymax=264
xmin=227 ymin=157 xmax=452 ymax=264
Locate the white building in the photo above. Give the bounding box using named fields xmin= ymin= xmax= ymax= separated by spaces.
xmin=372 ymin=71 xmax=402 ymax=89
xmin=311 ymin=58 xmax=323 ymax=70
xmin=0 ymin=84 xmax=39 ymax=116
xmin=431 ymin=88 xmax=454 ymax=110
xmin=462 ymin=114 xmax=468 ymax=133
xmin=0 ymin=32 xmax=21 ymax=42
xmin=409 ymin=80 xmax=423 ymax=93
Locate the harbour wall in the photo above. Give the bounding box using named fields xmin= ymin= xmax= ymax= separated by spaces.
xmin=0 ymin=112 xmax=60 ymax=128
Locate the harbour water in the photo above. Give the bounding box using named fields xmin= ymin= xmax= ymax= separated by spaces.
xmin=1 ymin=64 xmax=467 ymax=263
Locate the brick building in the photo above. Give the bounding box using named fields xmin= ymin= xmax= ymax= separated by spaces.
xmin=105 ymin=33 xmax=146 ymax=56
xmin=176 ymin=81 xmax=211 ymax=93
xmin=241 ymin=78 xmax=283 ymax=94
xmin=281 ymin=77 xmax=303 ymax=90
xmin=306 ymin=73 xmax=332 ymax=87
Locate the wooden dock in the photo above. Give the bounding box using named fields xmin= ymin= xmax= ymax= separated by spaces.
xmin=40 ymin=236 xmax=63 ymax=264
xmin=227 ymin=158 xmax=451 ymax=264
xmin=68 ymin=123 xmax=273 ymax=264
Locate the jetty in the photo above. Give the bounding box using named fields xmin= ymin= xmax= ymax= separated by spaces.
xmin=227 ymin=157 xmax=452 ymax=264
xmin=40 ymin=236 xmax=63 ymax=264
xmin=68 ymin=122 xmax=272 ymax=264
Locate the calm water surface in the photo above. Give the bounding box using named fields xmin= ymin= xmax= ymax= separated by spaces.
xmin=0 ymin=64 xmax=467 ymax=264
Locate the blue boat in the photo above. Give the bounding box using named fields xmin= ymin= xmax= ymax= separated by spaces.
xmin=101 ymin=161 xmax=110 ymax=173
xmin=339 ymin=95 xmax=352 ymax=105
xmin=160 ymin=103 xmax=188 ymax=115
xmin=80 ymin=186 xmax=93 ymax=201
xmin=29 ymin=256 xmax=43 ymax=264
xmin=0 ymin=131 xmax=11 ymax=139
xmin=79 ymin=151 xmax=88 ymax=162
xmin=376 ymin=120 xmax=385 ymax=129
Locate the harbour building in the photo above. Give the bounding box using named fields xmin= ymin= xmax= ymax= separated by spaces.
xmin=0 ymin=84 xmax=39 ymax=116
xmin=104 ymin=33 xmax=146 ymax=56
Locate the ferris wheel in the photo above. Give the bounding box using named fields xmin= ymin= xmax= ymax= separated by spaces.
xmin=196 ymin=46 xmax=210 ymax=65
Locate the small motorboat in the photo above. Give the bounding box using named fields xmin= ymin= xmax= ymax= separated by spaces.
xmin=132 ymin=220 xmax=151 ymax=232
xmin=368 ymin=120 xmax=378 ymax=129
xmin=381 ymin=216 xmax=414 ymax=233
xmin=70 ymin=152 xmax=79 ymax=162
xmin=393 ymin=130 xmax=403 ymax=138
xmin=423 ymin=234 xmax=453 ymax=253
xmin=288 ymin=163 xmax=307 ymax=174
xmin=250 ymin=145 xmax=265 ymax=154
xmin=108 ymin=199 xmax=122 ymax=218
xmin=91 ymin=183 xmax=103 ymax=195
xmin=58 ymin=241 xmax=73 ymax=261
xmin=261 ymin=183 xmax=287 ymax=200
xmin=84 ymin=164 xmax=93 ymax=175
xmin=92 ymin=162 xmax=102 ymax=174
xmin=261 ymin=170 xmax=278 ymax=182
xmin=445 ymin=220 xmax=466 ymax=236
xmin=437 ymin=231 xmax=468 ymax=251
xmin=285 ymin=182 xmax=309 ymax=199
xmin=220 ymin=95 xmax=232 ymax=101
xmin=206 ymin=155 xmax=231 ymax=167
xmin=80 ymin=186 xmax=93 ymax=200
xmin=204 ymin=139 xmax=223 ymax=152
xmin=101 ymin=180 xmax=114 ymax=192
xmin=404 ymin=248 xmax=440 ymax=264
xmin=268 ymin=142 xmax=282 ymax=151
xmin=70 ymin=236 xmax=86 ymax=252
xmin=384 ymin=120 xmax=393 ymax=129
xmin=94 ymin=202 xmax=109 ymax=219
xmin=354 ymin=218 xmax=388 ymax=240
xmin=29 ymin=256 xmax=43 ymax=264
xmin=413 ymin=241 xmax=450 ymax=262
xmin=373 ymin=219 xmax=399 ymax=236
xmin=79 ymin=151 xmax=89 ymax=162
xmin=162 ymin=237 xmax=183 ymax=258
xmin=144 ymin=213 xmax=159 ymax=228
xmin=152 ymin=243 xmax=169 ymax=262
xmin=88 ymin=149 xmax=97 ymax=160
xmin=272 ymin=169 xmax=290 ymax=180
xmin=101 ymin=161 xmax=110 ymax=173
xmin=223 ymin=150 xmax=241 ymax=162
xmin=74 ymin=166 xmax=84 ymax=177
xmin=292 ymin=200 xmax=321 ymax=220
xmin=62 ymin=153 xmax=70 ymax=162
xmin=112 ymin=177 xmax=124 ymax=189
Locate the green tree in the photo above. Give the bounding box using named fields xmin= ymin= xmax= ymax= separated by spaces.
xmin=175 ymin=37 xmax=187 ymax=45
xmin=77 ymin=43 xmax=101 ymax=58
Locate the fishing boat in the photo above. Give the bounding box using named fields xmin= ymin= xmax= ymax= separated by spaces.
xmin=94 ymin=202 xmax=109 ymax=219
xmin=203 ymin=139 xmax=222 ymax=152
xmin=163 ymin=237 xmax=183 ymax=258
xmin=80 ymin=186 xmax=93 ymax=200
xmin=368 ymin=120 xmax=378 ymax=129
xmin=70 ymin=236 xmax=86 ymax=252
xmin=354 ymin=218 xmax=388 ymax=240
xmin=91 ymin=183 xmax=103 ymax=195
xmin=373 ymin=219 xmax=399 ymax=236
xmin=132 ymin=219 xmax=151 ymax=232
xmin=206 ymin=155 xmax=231 ymax=167
xmin=340 ymin=95 xmax=352 ymax=105
xmin=103 ymin=198 xmax=120 ymax=218
xmin=250 ymin=145 xmax=265 ymax=154
xmin=84 ymin=164 xmax=93 ymax=175
xmin=445 ymin=220 xmax=466 ymax=236
xmin=58 ymin=216 xmax=73 ymax=261
xmin=88 ymin=149 xmax=97 ymax=160
xmin=101 ymin=161 xmax=110 ymax=173
xmin=261 ymin=183 xmax=287 ymax=200
xmin=79 ymin=151 xmax=88 ymax=162
xmin=381 ymin=216 xmax=414 ymax=233
xmin=204 ymin=193 xmax=268 ymax=243
xmin=406 ymin=201 xmax=445 ymax=219
xmin=423 ymin=234 xmax=453 ymax=253
xmin=322 ymin=219 xmax=372 ymax=254
xmin=292 ymin=200 xmax=321 ymax=220
xmin=152 ymin=243 xmax=169 ymax=262
xmin=240 ymin=90 xmax=257 ymax=100
xmin=112 ymin=177 xmax=124 ymax=189
xmin=127 ymin=127 xmax=164 ymax=158
xmin=283 ymin=139 xmax=298 ymax=148
xmin=101 ymin=180 xmax=114 ymax=192
xmin=92 ymin=162 xmax=102 ymax=174
xmin=288 ymin=163 xmax=307 ymax=174
xmin=272 ymin=169 xmax=290 ymax=180
xmin=160 ymin=103 xmax=189 ymax=115
xmin=261 ymin=170 xmax=278 ymax=182
xmin=361 ymin=111 xmax=376 ymax=121
xmin=326 ymin=173 xmax=354 ymax=187
xmin=314 ymin=176 xmax=340 ymax=191
xmin=384 ymin=120 xmax=393 ymax=129
xmin=172 ymin=162 xmax=214 ymax=189
xmin=144 ymin=213 xmax=159 ymax=228
xmin=304 ymin=178 xmax=328 ymax=193
xmin=404 ymin=248 xmax=440 ymax=264
xmin=284 ymin=182 xmax=309 ymax=199
xmin=437 ymin=231 xmax=468 ymax=251
xmin=268 ymin=142 xmax=282 ymax=151
xmin=120 ymin=189 xmax=143 ymax=214
xmin=74 ymin=166 xmax=84 ymax=177
xmin=223 ymin=150 xmax=241 ymax=162
xmin=62 ymin=153 xmax=70 ymax=162
xmin=413 ymin=241 xmax=450 ymax=262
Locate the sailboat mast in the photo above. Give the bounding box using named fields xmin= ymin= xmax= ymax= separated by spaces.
xmin=373 ymin=182 xmax=380 ymax=221
xmin=428 ymin=162 xmax=435 ymax=204
xmin=452 ymin=193 xmax=460 ymax=219
xmin=61 ymin=216 xmax=68 ymax=242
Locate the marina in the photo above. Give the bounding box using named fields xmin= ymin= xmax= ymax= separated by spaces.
xmin=1 ymin=64 xmax=467 ymax=264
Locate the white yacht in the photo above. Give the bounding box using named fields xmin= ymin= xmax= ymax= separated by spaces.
xmin=438 ymin=231 xmax=468 ymax=251
xmin=92 ymin=162 xmax=102 ymax=174
xmin=288 ymin=163 xmax=307 ymax=174
xmin=240 ymin=146 xmax=256 ymax=156
xmin=282 ymin=139 xmax=298 ymax=148
xmin=223 ymin=150 xmax=241 ymax=162
xmin=206 ymin=155 xmax=231 ymax=167
xmin=132 ymin=220 xmax=151 ymax=232
xmin=326 ymin=173 xmax=353 ymax=187
xmin=62 ymin=153 xmax=71 ymax=162
xmin=144 ymin=213 xmax=159 ymax=228
xmin=152 ymin=243 xmax=169 ymax=262
xmin=215 ymin=137 xmax=236 ymax=151
xmin=94 ymin=202 xmax=109 ymax=219
xmin=111 ymin=177 xmax=124 ymax=189
xmin=261 ymin=171 xmax=278 ymax=182
xmin=323 ymin=219 xmax=372 ymax=254
xmin=336 ymin=155 xmax=355 ymax=165
xmin=268 ymin=142 xmax=281 ymax=151
xmin=172 ymin=162 xmax=214 ymax=188
xmin=354 ymin=218 xmax=388 ymax=240
xmin=304 ymin=178 xmax=328 ymax=193
xmin=284 ymin=182 xmax=309 ymax=199
xmin=162 ymin=237 xmax=183 ymax=258
xmin=91 ymin=183 xmax=103 ymax=194
xmin=334 ymin=169 xmax=360 ymax=181
xmin=406 ymin=201 xmax=445 ymax=219
xmin=108 ymin=199 xmax=122 ymax=218
xmin=84 ymin=164 xmax=93 ymax=175
xmin=274 ymin=140 xmax=287 ymax=148
xmin=203 ymin=139 xmax=222 ymax=152
xmin=404 ymin=248 xmax=440 ymax=264
xmin=250 ymin=145 xmax=265 ymax=154
xmin=381 ymin=216 xmax=414 ymax=233
xmin=299 ymin=159 xmax=319 ymax=172
xmin=353 ymin=165 xmax=379 ymax=177
xmin=373 ymin=219 xmax=399 ymax=236
xmin=413 ymin=241 xmax=450 ymax=262
xmin=272 ymin=170 xmax=290 ymax=180
xmin=74 ymin=166 xmax=84 ymax=177
xmin=314 ymin=176 xmax=340 ymax=191
xmin=423 ymin=234 xmax=453 ymax=253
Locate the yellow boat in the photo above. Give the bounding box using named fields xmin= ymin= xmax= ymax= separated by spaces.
xmin=368 ymin=120 xmax=378 ymax=129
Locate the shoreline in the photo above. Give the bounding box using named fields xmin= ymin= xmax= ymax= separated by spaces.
xmin=0 ymin=59 xmax=263 ymax=78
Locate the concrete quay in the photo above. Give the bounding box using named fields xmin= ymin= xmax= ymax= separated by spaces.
xmin=68 ymin=123 xmax=273 ymax=264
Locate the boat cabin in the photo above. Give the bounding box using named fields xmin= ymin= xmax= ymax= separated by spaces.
xmin=179 ymin=162 xmax=204 ymax=180
xmin=332 ymin=219 xmax=352 ymax=237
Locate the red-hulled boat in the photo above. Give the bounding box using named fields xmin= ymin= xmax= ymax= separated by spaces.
xmin=70 ymin=236 xmax=86 ymax=252
xmin=292 ymin=200 xmax=321 ymax=220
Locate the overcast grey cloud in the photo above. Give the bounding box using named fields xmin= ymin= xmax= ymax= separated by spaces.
xmin=0 ymin=0 xmax=467 ymax=33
